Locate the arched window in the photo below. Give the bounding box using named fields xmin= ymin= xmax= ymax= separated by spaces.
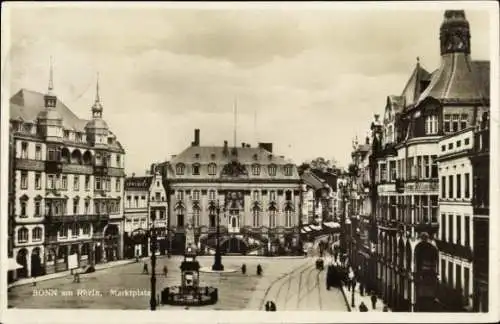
xmin=192 ymin=163 xmax=200 ymax=175
xmin=285 ymin=208 xmax=293 ymax=227
xmin=252 ymin=164 xmax=261 ymax=176
xmin=18 ymin=227 xmax=29 ymax=243
xmin=176 ymin=163 xmax=185 ymax=175
xmin=252 ymin=208 xmax=260 ymax=227
xmin=268 ymin=164 xmax=277 ymax=176
xmin=269 ymin=209 xmax=276 ymax=228
xmin=253 ymin=190 xmax=260 ymax=201
xmin=208 ymin=163 xmax=217 ymax=175
xmin=32 ymin=227 xmax=43 ymax=241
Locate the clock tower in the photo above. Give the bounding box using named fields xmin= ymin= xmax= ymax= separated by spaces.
xmin=439 ymin=10 xmax=471 ymax=55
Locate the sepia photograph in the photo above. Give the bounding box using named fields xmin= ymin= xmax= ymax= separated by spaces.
xmin=1 ymin=1 xmax=498 ymax=323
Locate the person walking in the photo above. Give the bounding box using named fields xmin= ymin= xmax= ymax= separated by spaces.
xmin=163 ymin=265 xmax=168 ymax=277
xmin=143 ymin=262 xmax=149 ymax=274
xmin=371 ymin=293 xmax=377 ymax=310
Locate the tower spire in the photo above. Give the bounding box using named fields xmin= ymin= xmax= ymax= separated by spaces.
xmin=48 ymin=56 xmax=54 ymax=95
xmin=95 ymin=72 xmax=101 ymax=103
xmin=233 ymin=97 xmax=238 ymax=148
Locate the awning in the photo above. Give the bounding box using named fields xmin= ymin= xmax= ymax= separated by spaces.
xmin=8 ymin=258 xmax=23 ymax=271
xmin=323 ymin=221 xmax=341 ymax=229
xmin=309 ymin=224 xmax=322 ymax=231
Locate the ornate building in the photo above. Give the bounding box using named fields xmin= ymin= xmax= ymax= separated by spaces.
xmin=158 ymin=129 xmax=301 ymax=255
xmin=123 ymin=167 xmax=168 ymax=258
xmin=371 ymin=10 xmax=489 ymax=312
xmin=9 ymin=65 xmax=126 ymax=278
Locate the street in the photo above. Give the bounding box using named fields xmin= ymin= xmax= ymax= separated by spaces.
xmin=8 ymin=255 xmax=349 ymax=311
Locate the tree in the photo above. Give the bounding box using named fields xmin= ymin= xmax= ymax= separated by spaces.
xmin=307 ymin=157 xmax=339 ymax=172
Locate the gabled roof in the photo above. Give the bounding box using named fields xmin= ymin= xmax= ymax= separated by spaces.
xmin=10 ymin=89 xmax=89 ymax=131
xmin=416 ymin=55 xmax=490 ymax=104
xmin=400 ymin=63 xmax=432 ymax=108
xmin=301 ymin=170 xmax=324 ymax=190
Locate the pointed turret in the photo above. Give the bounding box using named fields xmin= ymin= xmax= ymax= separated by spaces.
xmin=38 ymin=56 xmax=63 ymax=141
xmin=440 ymin=10 xmax=471 ymax=56
xmin=85 ymin=73 xmax=109 ymax=147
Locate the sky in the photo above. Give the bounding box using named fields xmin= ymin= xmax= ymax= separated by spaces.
xmin=5 ymin=3 xmax=492 ymax=175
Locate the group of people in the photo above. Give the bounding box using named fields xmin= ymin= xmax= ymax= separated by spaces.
xmin=142 ymin=263 xmax=168 ymax=277
xmin=241 ymin=263 xmax=263 ymax=276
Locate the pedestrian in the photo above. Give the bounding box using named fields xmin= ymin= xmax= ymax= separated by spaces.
xmin=270 ymin=301 xmax=277 ymax=311
xmin=265 ymin=301 xmax=271 ymax=311
xmin=383 ymin=305 xmax=388 ymax=312
xmin=241 ymin=263 xmax=247 ymax=275
xmin=257 ymin=264 xmax=263 ymax=276
xmin=32 ymin=275 xmax=37 ymax=287
xmin=371 ymin=293 xmax=377 ymax=309
xmin=163 ymin=265 xmax=168 ymax=277
xmin=143 ymin=262 xmax=149 ymax=274
xmin=359 ymin=301 xmax=369 ymax=312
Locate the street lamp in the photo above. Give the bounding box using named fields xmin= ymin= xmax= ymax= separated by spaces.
xmin=348 ymin=269 xmax=356 ymax=308
xmin=209 ymin=200 xmax=225 ymax=271
xmin=148 ymin=218 xmax=162 ymax=311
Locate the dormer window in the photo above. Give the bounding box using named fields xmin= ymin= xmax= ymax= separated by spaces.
xmin=176 ymin=163 xmax=185 ymax=175
xmin=211 ymin=153 xmax=216 ymax=160
xmin=108 ymin=138 xmax=113 ymax=144
xmin=24 ymin=124 xmax=32 ymax=134
xmin=284 ymin=164 xmax=293 ymax=176
xmin=253 ymin=154 xmax=258 ymax=161
xmin=268 ymin=164 xmax=277 ymax=176
xmin=268 ymin=154 xmax=273 ymax=160
xmin=208 ymin=163 xmax=217 ymax=176
xmin=192 ymin=164 xmax=200 ymax=175
xmin=63 ymin=130 xmax=69 ymax=139
xmin=252 ymin=164 xmax=261 ymax=176
xmin=194 ymin=153 xmax=200 ymax=159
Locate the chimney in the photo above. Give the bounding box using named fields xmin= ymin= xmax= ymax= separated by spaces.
xmin=132 ymin=172 xmax=135 ymax=178
xmin=223 ymin=140 xmax=229 ymax=156
xmin=241 ymin=142 xmax=245 ymax=148
xmin=246 ymin=144 xmax=251 ymax=148
xmin=258 ymin=142 xmax=273 ymax=153
xmin=192 ymin=129 xmax=200 ymax=146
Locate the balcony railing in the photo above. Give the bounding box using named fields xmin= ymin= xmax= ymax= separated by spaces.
xmin=45 ymin=160 xmax=63 ymax=173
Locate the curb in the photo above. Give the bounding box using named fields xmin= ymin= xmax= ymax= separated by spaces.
xmin=340 ymin=285 xmax=352 ymax=312
xmin=8 ymin=260 xmax=136 ymax=289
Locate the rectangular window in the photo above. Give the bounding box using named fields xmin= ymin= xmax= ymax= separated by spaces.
xmin=116 ymin=155 xmax=121 ymax=168
xmin=448 ymin=175 xmax=454 ymax=199
xmin=20 ymin=171 xmax=28 ymax=189
xmin=464 ymin=173 xmax=470 ymax=198
xmin=441 ymin=176 xmax=446 ymax=199
xmin=448 ymin=143 xmax=454 ymax=150
xmin=448 ymin=261 xmax=454 ymax=287
xmin=431 ymin=155 xmax=438 ymax=177
xmin=61 ymin=175 xmax=68 ymax=190
xmin=441 ymin=259 xmax=447 ymax=283
xmin=441 ymin=145 xmax=446 ymax=152
xmin=460 ymin=114 xmax=468 ymax=130
xmin=416 ymin=156 xmax=422 ymax=179
xmin=34 ymin=201 xmax=41 ymax=217
xmin=35 ymin=172 xmax=41 ymax=190
xmin=47 ymin=175 xmax=54 ymax=189
xmin=456 ymin=174 xmax=461 ymax=198
xmin=85 ymin=176 xmax=90 ymax=191
xmin=73 ymin=175 xmax=79 ymax=190
xmin=452 ymin=114 xmax=459 ymax=132
xmin=95 ymin=177 xmax=101 ymax=190
xmin=35 ymin=145 xmax=42 ymax=160
xmin=21 ymin=142 xmax=28 ymax=159
xmin=464 ymin=138 xmax=470 ymax=145
xmin=464 ymin=268 xmax=470 ymax=300
xmin=444 ymin=114 xmax=451 ymax=133
xmin=177 ymin=214 xmax=184 ymax=227
xmin=448 ymin=214 xmax=454 ymax=243
xmin=115 ymin=178 xmax=121 ymax=192
xmin=73 ymin=199 xmax=79 ymax=214
xmin=424 ymin=156 xmax=430 ymax=178
xmin=155 ymin=192 xmax=161 ymax=201
xmin=441 ymin=213 xmax=446 ymax=241
xmin=177 ymin=190 xmax=184 ymax=200
xmin=456 ymin=140 xmax=461 ymax=148
xmin=464 ymin=216 xmax=470 ymax=246
xmin=209 ymin=190 xmax=215 ymax=201
xmin=270 ymin=191 xmax=276 ymax=201
xmin=456 ymin=215 xmax=462 ymax=245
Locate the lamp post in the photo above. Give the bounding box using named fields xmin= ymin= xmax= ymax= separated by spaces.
xmin=210 ymin=200 xmax=224 ymax=271
xmin=149 ymin=221 xmax=159 ymax=311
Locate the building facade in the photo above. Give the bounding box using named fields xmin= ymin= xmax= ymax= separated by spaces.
xmin=436 ymin=128 xmax=475 ymax=311
xmin=9 ymin=68 xmax=126 ymax=278
xmin=123 ymin=167 xmax=168 ymax=258
xmin=158 ymin=129 xmax=302 ymax=255
xmin=369 ymin=10 xmax=489 ymax=312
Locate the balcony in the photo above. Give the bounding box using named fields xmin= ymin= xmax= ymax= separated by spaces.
xmin=403 ymin=179 xmax=439 ymax=193
xmin=45 ymin=160 xmax=63 ymax=173
xmin=46 ymin=214 xmax=109 ymax=223
xmin=15 ymin=158 xmax=45 ymax=172
xmin=62 ymin=163 xmax=93 ymax=175
xmin=395 ymin=179 xmax=405 ymax=193
xmin=414 ymin=221 xmax=439 ymax=237
xmin=93 ymin=164 xmax=109 ymax=175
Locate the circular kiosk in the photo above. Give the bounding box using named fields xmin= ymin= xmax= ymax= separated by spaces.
xmin=160 ymin=248 xmax=218 ymax=306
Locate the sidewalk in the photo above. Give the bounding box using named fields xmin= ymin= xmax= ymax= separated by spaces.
xmin=340 ymin=282 xmax=391 ymax=312
xmin=7 ymin=259 xmax=136 ymax=289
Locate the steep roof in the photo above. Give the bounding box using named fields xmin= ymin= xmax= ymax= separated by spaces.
xmin=400 ymin=63 xmax=432 ymax=108
xmin=124 ymin=176 xmax=153 ymax=191
xmin=301 ymin=170 xmax=324 ymax=190
xmin=311 ymin=169 xmax=338 ymax=192
xmin=416 ymin=55 xmax=490 ymax=104
xmin=10 ymin=89 xmax=89 ymax=131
